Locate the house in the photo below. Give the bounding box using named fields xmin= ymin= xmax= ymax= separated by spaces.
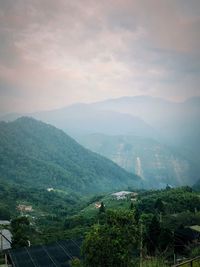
xmin=130 ymin=192 xmax=138 ymax=202
xmin=111 ymin=191 xmax=132 ymax=200
xmin=174 ymin=226 xmax=200 ymax=253
xmin=0 ymin=229 xmax=12 ymax=250
xmin=6 ymin=239 xmax=82 ymax=267
xmin=47 ymin=188 xmax=54 ymax=192
xmin=95 ymin=203 xmax=101 ymax=209
xmin=17 ymin=204 xmax=33 ymax=212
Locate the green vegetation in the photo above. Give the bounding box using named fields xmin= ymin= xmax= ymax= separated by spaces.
xmin=1 ymin=180 xmax=200 ymax=266
xmin=137 ymin=186 xmax=200 ymax=213
xmin=0 ymin=117 xmax=200 ymax=266
xmin=0 ymin=117 xmax=139 ymax=194
xmin=11 ymin=217 xmax=31 ymax=248
xmin=82 ymin=210 xmax=138 ymax=267
xmin=68 ymin=187 xmax=200 ymax=266
xmin=140 ymin=258 xmax=168 ymax=267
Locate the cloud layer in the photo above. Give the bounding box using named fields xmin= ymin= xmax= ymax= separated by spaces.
xmin=0 ymin=0 xmax=200 ymax=112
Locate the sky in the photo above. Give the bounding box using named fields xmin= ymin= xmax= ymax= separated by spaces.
xmin=0 ymin=0 xmax=200 ymax=113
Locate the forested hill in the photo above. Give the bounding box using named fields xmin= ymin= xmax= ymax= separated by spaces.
xmin=0 ymin=117 xmax=140 ymax=193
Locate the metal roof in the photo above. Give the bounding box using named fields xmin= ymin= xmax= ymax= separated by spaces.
xmin=7 ymin=239 xmax=81 ymax=267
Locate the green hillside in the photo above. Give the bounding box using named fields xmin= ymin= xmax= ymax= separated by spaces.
xmin=0 ymin=117 xmax=140 ymax=194
xmin=64 ymin=186 xmax=200 ymax=266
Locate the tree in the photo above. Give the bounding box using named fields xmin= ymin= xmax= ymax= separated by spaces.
xmin=154 ymin=198 xmax=165 ymax=222
xmin=158 ymin=228 xmax=174 ymax=253
xmin=0 ymin=206 xmax=11 ymax=220
xmin=82 ymin=210 xmax=138 ymax=267
xmin=134 ymin=207 xmax=140 ymax=224
xmin=11 ymin=216 xmax=30 ymax=229
xmin=130 ymin=202 xmax=134 ymax=210
xmin=166 ymin=184 xmax=171 ymax=191
xmin=99 ymin=202 xmax=105 ymax=213
xmin=11 ymin=229 xmax=29 ymax=248
xmin=11 ymin=216 xmax=30 ymax=248
xmin=145 ymin=215 xmax=161 ymax=255
xmin=154 ymin=198 xmax=165 ymax=214
xmin=70 ymin=258 xmax=82 ymax=267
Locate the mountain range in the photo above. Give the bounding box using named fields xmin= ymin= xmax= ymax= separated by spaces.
xmin=1 ymin=95 xmax=200 ymax=188
xmin=77 ymin=134 xmax=199 ymax=188
xmin=2 ymin=96 xmax=200 ymax=145
xmin=0 ymin=104 xmax=157 ymax=139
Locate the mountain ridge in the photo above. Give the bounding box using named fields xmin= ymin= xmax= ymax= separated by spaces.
xmin=0 ymin=117 xmax=140 ymax=194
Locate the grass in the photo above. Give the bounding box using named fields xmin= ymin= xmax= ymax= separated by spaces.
xmin=174 ymin=256 xmax=200 ymax=267
xmin=180 ymin=261 xmax=200 ymax=267
xmin=79 ymin=193 xmax=134 ymax=218
xmin=141 ymin=258 xmax=169 ymax=267
xmin=189 ymin=225 xmax=200 ymax=232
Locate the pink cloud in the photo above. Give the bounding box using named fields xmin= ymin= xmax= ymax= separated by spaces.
xmin=0 ymin=0 xmax=199 ymax=113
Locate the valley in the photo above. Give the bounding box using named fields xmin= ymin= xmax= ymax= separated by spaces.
xmin=0 ymin=117 xmax=200 ymax=266
xmin=77 ymin=134 xmax=197 ymax=188
xmin=1 ymin=0 xmax=199 ymax=265
xmin=0 ymin=99 xmax=200 ymax=266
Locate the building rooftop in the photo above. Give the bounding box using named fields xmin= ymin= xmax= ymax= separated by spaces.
xmin=7 ymin=239 xmax=82 ymax=267
xmin=111 ymin=191 xmax=132 ymax=197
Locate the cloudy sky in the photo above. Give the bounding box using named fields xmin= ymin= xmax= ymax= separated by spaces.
xmin=0 ymin=0 xmax=200 ymax=113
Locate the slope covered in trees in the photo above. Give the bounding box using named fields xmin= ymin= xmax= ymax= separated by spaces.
xmin=68 ymin=187 xmax=200 ymax=266
xmin=0 ymin=117 xmax=140 ymax=194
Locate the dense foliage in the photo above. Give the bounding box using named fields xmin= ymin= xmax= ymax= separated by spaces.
xmin=82 ymin=210 xmax=139 ymax=267
xmin=1 ymin=181 xmax=200 ymax=266
xmin=0 ymin=117 xmax=139 ymax=193
xmin=136 ymin=186 xmax=200 ymax=214
xmin=11 ymin=217 xmax=31 ymax=248
xmin=0 ymin=118 xmax=199 ymax=266
xmin=68 ymin=187 xmax=200 ymax=266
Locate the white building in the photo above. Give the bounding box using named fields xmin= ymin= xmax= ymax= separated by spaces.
xmin=0 ymin=229 xmax=12 ymax=250
xmin=111 ymin=191 xmax=132 ymax=200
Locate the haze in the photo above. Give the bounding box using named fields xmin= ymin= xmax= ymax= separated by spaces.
xmin=0 ymin=0 xmax=200 ymax=113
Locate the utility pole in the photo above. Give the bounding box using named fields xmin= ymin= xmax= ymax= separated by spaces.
xmin=139 ymin=221 xmax=143 ymax=267
xmin=159 ymin=212 xmax=162 ymax=223
xmin=0 ymin=228 xmax=3 ymax=251
xmin=173 ymin=231 xmax=176 ymax=265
